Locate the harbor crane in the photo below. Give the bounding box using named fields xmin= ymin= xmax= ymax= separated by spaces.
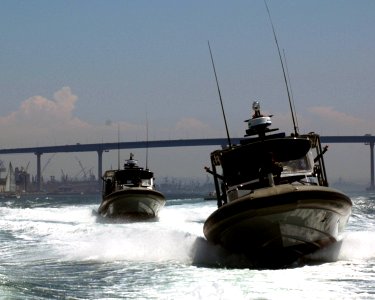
xmin=75 ymin=156 xmax=88 ymax=180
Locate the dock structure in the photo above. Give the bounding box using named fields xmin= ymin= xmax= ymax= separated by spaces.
xmin=0 ymin=136 xmax=374 ymax=191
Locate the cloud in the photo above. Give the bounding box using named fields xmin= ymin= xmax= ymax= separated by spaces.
xmin=1 ymin=88 xmax=372 ymax=150
xmin=175 ymin=117 xmax=209 ymax=131
xmin=0 ymin=87 xmax=92 ymax=146
xmin=0 ymin=88 xmax=219 ymax=148
xmin=174 ymin=117 xmax=218 ymax=139
xmin=1 ymin=87 xmax=82 ymax=126
xmin=306 ymin=106 xmax=374 ymax=135
xmin=308 ymin=106 xmax=362 ymax=125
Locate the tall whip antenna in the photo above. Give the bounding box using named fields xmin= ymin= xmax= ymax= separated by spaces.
xmin=283 ymin=48 xmax=299 ymax=131
xmin=208 ymin=41 xmax=232 ymax=147
xmin=264 ymin=0 xmax=299 ymax=136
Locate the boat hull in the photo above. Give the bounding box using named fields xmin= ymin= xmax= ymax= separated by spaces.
xmin=98 ymin=188 xmax=166 ymax=219
xmin=203 ymin=184 xmax=352 ymax=267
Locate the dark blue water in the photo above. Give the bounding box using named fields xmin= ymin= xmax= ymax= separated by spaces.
xmin=0 ymin=192 xmax=374 ymax=299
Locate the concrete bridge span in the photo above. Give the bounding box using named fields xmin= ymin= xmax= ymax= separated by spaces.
xmin=0 ymin=135 xmax=374 ymax=191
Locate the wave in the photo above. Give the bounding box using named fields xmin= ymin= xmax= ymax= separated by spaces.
xmin=1 ymin=197 xmax=374 ymax=269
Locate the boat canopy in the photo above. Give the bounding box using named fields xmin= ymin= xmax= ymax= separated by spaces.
xmin=116 ymin=169 xmax=153 ymax=181
xmin=218 ymin=137 xmax=311 ymax=186
xmin=103 ymin=169 xmax=153 ymax=182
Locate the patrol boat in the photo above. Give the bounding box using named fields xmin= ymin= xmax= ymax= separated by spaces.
xmin=203 ymin=101 xmax=352 ymax=267
xmin=98 ymin=153 xmax=166 ymax=220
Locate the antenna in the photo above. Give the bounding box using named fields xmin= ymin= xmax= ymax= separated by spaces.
xmin=283 ymin=49 xmax=299 ymax=131
xmin=264 ymin=0 xmax=299 ymax=136
xmin=145 ymin=112 xmax=149 ymax=170
xmin=208 ymin=41 xmax=232 ymax=147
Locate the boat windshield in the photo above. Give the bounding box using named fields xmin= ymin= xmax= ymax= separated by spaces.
xmin=281 ymin=151 xmax=314 ymax=176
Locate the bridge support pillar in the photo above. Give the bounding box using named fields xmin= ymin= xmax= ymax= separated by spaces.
xmin=97 ymin=150 xmax=103 ymax=182
xmin=35 ymin=152 xmax=42 ymax=192
xmin=369 ymin=142 xmax=374 ymax=191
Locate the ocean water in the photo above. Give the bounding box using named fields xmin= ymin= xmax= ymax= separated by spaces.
xmin=0 ymin=191 xmax=374 ymax=299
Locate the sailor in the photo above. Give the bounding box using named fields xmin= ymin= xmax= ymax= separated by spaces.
xmin=259 ymin=152 xmax=283 ymax=186
xmin=105 ymin=178 xmax=112 ymax=195
xmin=134 ymin=178 xmax=142 ymax=187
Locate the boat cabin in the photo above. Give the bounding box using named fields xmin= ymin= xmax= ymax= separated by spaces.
xmin=207 ymin=102 xmax=329 ymax=206
xmin=102 ymin=154 xmax=155 ymax=196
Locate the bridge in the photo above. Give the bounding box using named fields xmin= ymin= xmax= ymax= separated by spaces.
xmin=0 ymin=135 xmax=374 ymax=191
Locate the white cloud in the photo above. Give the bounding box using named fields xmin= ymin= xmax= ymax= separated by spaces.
xmin=0 ymin=87 xmax=91 ymax=146
xmin=0 ymin=88 xmax=221 ymax=148
xmin=173 ymin=117 xmax=225 ymax=139
xmin=175 ymin=117 xmax=209 ymax=132
xmin=308 ymin=106 xmax=362 ymax=125
xmin=307 ymin=106 xmax=374 ymax=135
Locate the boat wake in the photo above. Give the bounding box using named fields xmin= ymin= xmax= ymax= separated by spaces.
xmin=190 ymin=230 xmax=375 ymax=269
xmin=307 ymin=231 xmax=375 ymax=263
xmin=1 ymin=200 xmax=373 ymax=269
xmin=60 ymin=225 xmax=197 ymax=263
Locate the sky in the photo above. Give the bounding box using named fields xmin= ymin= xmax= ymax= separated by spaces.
xmin=0 ymin=0 xmax=374 ymax=186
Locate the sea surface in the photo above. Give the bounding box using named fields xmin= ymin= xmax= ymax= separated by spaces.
xmin=0 ymin=191 xmax=374 ymax=299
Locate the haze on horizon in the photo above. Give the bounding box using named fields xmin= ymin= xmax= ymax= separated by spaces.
xmin=0 ymin=0 xmax=374 ymax=187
